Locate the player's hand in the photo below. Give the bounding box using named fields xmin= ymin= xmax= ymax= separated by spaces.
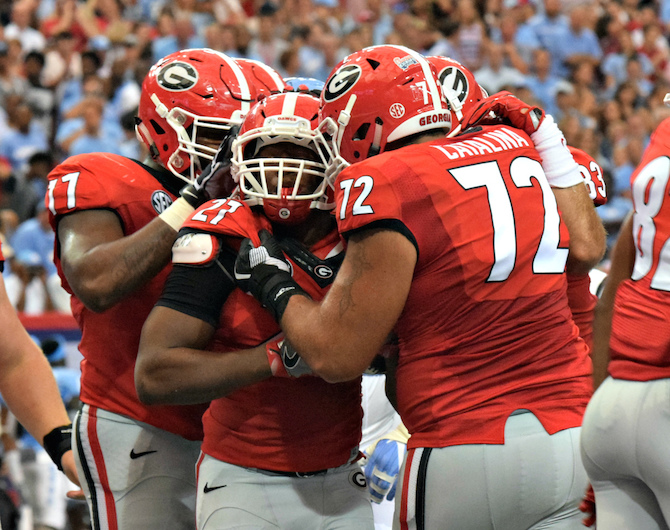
xmin=364 ymin=439 xmax=406 ymax=504
xmin=234 ymin=230 xmax=309 ymax=321
xmin=266 ymin=335 xmax=312 ymax=377
xmin=579 ymin=484 xmax=596 ymax=527
xmin=462 ymin=91 xmax=545 ymax=136
xmin=180 ymin=126 xmax=239 ymax=208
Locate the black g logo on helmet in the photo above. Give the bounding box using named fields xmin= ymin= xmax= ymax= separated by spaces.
xmin=157 ymin=62 xmax=199 ymax=91
xmin=324 ymin=65 xmax=362 ymax=102
xmin=438 ymin=66 xmax=469 ymax=105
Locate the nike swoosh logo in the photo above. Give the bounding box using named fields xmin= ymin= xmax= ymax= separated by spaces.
xmin=129 ymin=449 xmax=157 ymax=459
xmin=203 ymin=483 xmax=227 ymax=493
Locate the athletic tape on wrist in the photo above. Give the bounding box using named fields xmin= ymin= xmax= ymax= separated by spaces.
xmin=158 ymin=197 xmax=195 ymax=232
xmin=531 ymin=115 xmax=584 ymax=188
xmin=43 ymin=424 xmax=72 ymax=471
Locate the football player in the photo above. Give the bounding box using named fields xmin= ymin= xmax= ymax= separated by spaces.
xmin=135 ymin=91 xmax=373 ymax=528
xmin=0 ymin=240 xmax=80 ymax=494
xmin=234 ymin=44 xmax=606 ymax=528
xmin=581 ymin=110 xmax=670 ymax=529
xmin=46 ymin=49 xmax=286 ymax=529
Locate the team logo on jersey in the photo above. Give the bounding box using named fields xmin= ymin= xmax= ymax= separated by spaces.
xmin=349 ymin=469 xmax=367 ymax=489
xmin=157 ymin=61 xmax=199 ymax=92
xmin=323 ymin=65 xmax=362 ymax=102
xmin=389 ymin=103 xmax=405 ymax=119
xmin=314 ymin=264 xmax=333 ymax=279
xmin=151 ymin=190 xmax=173 ymax=213
xmin=438 ymin=65 xmax=469 ymax=107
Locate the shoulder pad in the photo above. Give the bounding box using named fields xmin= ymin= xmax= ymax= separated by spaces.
xmin=172 ymin=233 xmax=220 ymax=266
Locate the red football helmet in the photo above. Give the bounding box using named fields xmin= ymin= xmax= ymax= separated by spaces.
xmin=426 ymin=56 xmax=485 ymax=137
xmin=136 ymin=49 xmax=286 ymax=184
xmin=232 ymin=91 xmax=335 ymax=225
xmin=319 ymin=45 xmax=448 ymax=176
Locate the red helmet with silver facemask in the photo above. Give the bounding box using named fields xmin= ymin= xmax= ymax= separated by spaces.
xmin=136 ymin=48 xmax=286 ymax=185
xmin=231 ymin=91 xmax=335 ymax=225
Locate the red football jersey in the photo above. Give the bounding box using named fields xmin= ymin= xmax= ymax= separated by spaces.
xmin=565 ymin=147 xmax=605 ymax=354
xmin=46 ymin=153 xmax=207 ymax=441
xmin=335 ymin=124 xmax=592 ymax=449
xmin=180 ymin=199 xmax=362 ymax=472
xmin=609 ymin=118 xmax=670 ymax=380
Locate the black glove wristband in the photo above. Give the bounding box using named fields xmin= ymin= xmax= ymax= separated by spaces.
xmin=180 ymin=183 xmax=209 ymax=209
xmin=43 ymin=424 xmax=73 ymax=471
xmin=256 ymin=268 xmax=310 ymax=321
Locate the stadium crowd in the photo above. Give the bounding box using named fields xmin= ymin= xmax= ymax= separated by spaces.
xmin=0 ymin=0 xmax=664 ymax=528
xmin=0 ymin=0 xmax=663 ymax=291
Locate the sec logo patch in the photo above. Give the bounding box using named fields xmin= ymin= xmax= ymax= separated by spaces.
xmin=151 ymin=190 xmax=173 ymax=214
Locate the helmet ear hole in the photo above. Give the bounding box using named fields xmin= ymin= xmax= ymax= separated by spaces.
xmin=353 ymin=123 xmax=370 ymax=141
xmin=150 ymin=120 xmax=165 ymax=135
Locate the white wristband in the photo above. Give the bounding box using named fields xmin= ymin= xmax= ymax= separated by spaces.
xmin=531 ymin=115 xmax=584 ymax=188
xmin=158 ymin=197 xmax=195 ymax=232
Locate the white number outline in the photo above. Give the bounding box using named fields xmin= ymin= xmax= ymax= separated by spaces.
xmin=630 ymin=156 xmax=670 ymax=291
xmin=339 ymin=176 xmax=375 ymax=220
xmin=47 ymin=172 xmax=80 ymax=213
xmin=450 ymin=157 xmax=568 ymax=282
xmin=191 ymin=199 xmax=243 ymax=225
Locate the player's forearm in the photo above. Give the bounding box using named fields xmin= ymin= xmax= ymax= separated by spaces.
xmin=553 ymin=184 xmax=607 ymax=274
xmin=591 ymin=213 xmax=634 ymax=389
xmin=63 ymin=218 xmax=177 ymax=312
xmin=282 ymin=231 xmax=414 ymax=383
xmin=0 ymin=303 xmax=70 ymax=440
xmin=135 ymin=344 xmax=271 ymax=405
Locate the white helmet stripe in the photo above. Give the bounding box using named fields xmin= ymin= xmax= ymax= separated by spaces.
xmin=392 ymin=45 xmax=446 ymax=111
xmin=281 ymin=91 xmax=299 ymax=116
xmin=243 ymin=58 xmax=286 ymax=91
xmin=206 ymin=49 xmax=252 ymax=114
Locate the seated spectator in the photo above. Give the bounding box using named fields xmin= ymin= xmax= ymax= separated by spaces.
xmin=601 ymin=31 xmax=653 ymax=99
xmin=0 ymin=103 xmax=48 ymax=174
xmin=523 ymin=0 xmax=570 ymax=77
xmin=1 ymin=152 xmax=54 ymax=223
xmin=56 ymin=74 xmax=123 ymax=155
xmin=10 ymin=202 xmax=57 ymax=277
xmin=454 ymin=0 xmax=485 ymax=71
xmin=474 ymin=40 xmax=527 ymax=95
xmin=560 ymin=5 xmax=602 ymax=73
xmin=42 ymin=31 xmax=82 ymax=89
xmin=151 ymin=12 xmax=205 ymax=63
xmin=247 ymin=2 xmax=289 ymax=72
xmin=40 ymin=0 xmax=104 ymax=52
xmin=57 ymin=50 xmax=103 ymax=115
xmin=526 ymin=47 xmax=560 ymax=116
xmin=60 ymin=98 xmax=122 ymax=156
xmin=4 ymin=250 xmax=57 ymax=314
xmin=22 ymin=51 xmax=57 ymax=136
xmin=0 ymin=42 xmax=26 ymax=110
xmin=4 ymin=1 xmax=46 ymax=55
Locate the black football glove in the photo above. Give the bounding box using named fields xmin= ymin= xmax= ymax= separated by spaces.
xmin=235 ymin=229 xmax=309 ymax=321
xmin=180 ymin=125 xmax=239 ymax=208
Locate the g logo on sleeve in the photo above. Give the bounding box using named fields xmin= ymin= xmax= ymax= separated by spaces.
xmin=157 ymin=62 xmax=199 ymax=91
xmin=323 ymin=65 xmax=362 ymax=102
